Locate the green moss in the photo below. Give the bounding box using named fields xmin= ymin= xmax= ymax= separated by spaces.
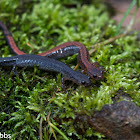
xmin=0 ymin=0 xmax=140 ymax=139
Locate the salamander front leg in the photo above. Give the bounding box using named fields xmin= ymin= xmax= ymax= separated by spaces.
xmin=11 ymin=64 xmax=19 ymax=76
xmin=61 ymin=77 xmax=67 ymax=89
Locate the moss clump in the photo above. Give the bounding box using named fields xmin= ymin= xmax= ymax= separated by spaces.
xmin=0 ymin=0 xmax=140 ymax=139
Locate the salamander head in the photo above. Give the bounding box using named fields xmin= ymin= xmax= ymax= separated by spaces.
xmin=87 ymin=62 xmax=104 ymax=80
xmin=79 ymin=76 xmax=91 ymax=86
xmin=62 ymin=71 xmax=91 ymax=87
xmin=74 ymin=71 xmax=91 ymax=86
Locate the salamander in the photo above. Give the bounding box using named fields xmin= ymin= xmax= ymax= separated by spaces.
xmin=0 ymin=21 xmax=103 ymax=80
xmin=0 ymin=54 xmax=91 ymax=88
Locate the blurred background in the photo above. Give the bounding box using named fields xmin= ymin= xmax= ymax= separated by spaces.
xmin=104 ymin=0 xmax=140 ymax=31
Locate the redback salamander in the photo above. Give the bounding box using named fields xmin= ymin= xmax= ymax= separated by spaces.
xmin=0 ymin=54 xmax=91 ymax=88
xmin=0 ymin=21 xmax=103 ymax=80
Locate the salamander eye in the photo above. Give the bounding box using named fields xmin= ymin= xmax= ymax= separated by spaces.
xmin=93 ymin=75 xmax=97 ymax=79
xmin=81 ymin=80 xmax=86 ymax=85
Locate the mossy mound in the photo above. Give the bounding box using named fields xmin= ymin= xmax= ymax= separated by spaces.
xmin=0 ymin=0 xmax=139 ymax=139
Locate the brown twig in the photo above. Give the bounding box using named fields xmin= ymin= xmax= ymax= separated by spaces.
xmin=26 ymin=42 xmax=34 ymax=49
xmin=47 ymin=112 xmax=58 ymax=140
xmin=89 ymin=33 xmax=126 ymax=55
